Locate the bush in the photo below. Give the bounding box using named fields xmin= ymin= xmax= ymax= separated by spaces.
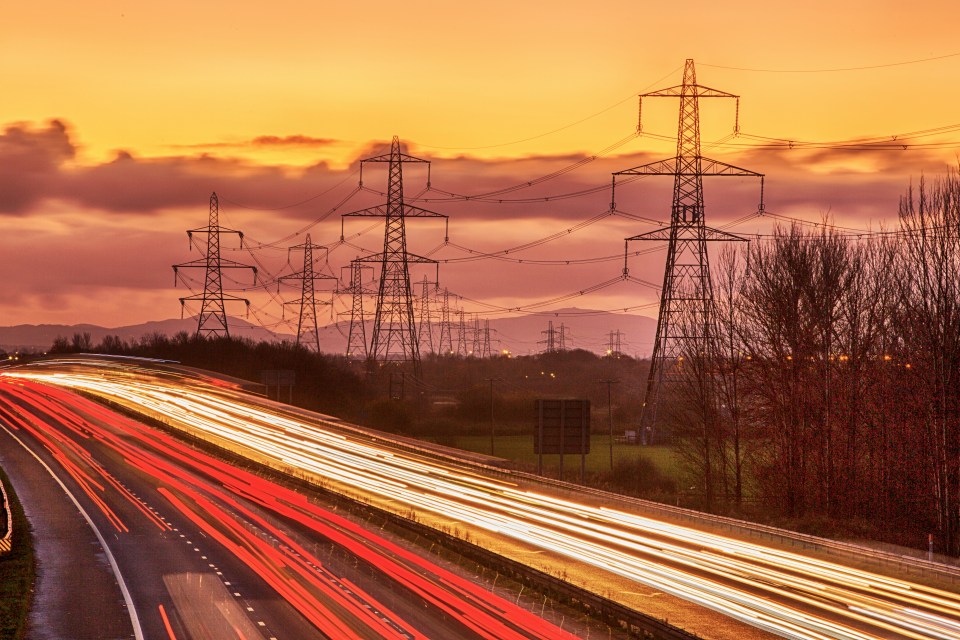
xmin=604 ymin=455 xmax=677 ymax=499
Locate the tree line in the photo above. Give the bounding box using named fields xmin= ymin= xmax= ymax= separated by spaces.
xmin=670 ymin=168 xmax=960 ymax=554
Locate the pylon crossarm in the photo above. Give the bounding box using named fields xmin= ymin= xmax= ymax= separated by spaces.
xmin=284 ymin=298 xmax=332 ymax=307
xmin=361 ymin=152 xmax=430 ymax=165
xmin=173 ymin=258 xmax=210 ymax=269
xmin=178 ymin=293 xmax=250 ymax=305
xmin=403 ymin=204 xmax=447 ymax=219
xmin=698 ymin=157 xmax=764 ymax=177
xmin=354 ymin=251 xmax=437 ymax=265
xmin=342 ymin=203 xmax=447 ymax=219
xmin=614 ymin=158 xmax=677 ymax=176
xmin=641 ymin=84 xmax=738 ymax=99
xmin=187 ymin=226 xmax=243 ymax=235
xmin=279 ymin=272 xmax=337 ymax=284
xmin=614 ymin=156 xmax=763 ymax=178
xmin=627 ymin=225 xmax=749 ymax=243
xmin=218 ymin=259 xmax=259 ymax=270
xmin=342 ymin=205 xmax=391 ymax=218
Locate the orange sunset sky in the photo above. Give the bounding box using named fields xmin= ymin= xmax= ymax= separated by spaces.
xmin=2 ymin=1 xmax=959 ymax=350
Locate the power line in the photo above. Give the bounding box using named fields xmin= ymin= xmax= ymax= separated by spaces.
xmin=413 ymin=64 xmax=684 ymax=151
xmin=701 ymin=51 xmax=960 ymax=74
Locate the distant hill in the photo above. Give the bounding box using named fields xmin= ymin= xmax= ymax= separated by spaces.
xmin=0 ymin=308 xmax=656 ymax=357
xmin=0 ymin=317 xmax=293 ymax=353
xmin=313 ymin=306 xmax=656 ymax=357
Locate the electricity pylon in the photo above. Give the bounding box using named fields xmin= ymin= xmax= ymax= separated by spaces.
xmin=540 ymin=321 xmax=557 ymax=353
xmin=438 ymin=288 xmax=454 ymax=355
xmin=457 ymin=309 xmax=468 ymax=356
xmin=279 ymin=234 xmax=335 ymax=352
xmin=416 ymin=275 xmax=436 ymax=355
xmin=614 ymin=59 xmax=763 ymax=441
xmin=607 ymin=330 xmax=623 ymax=356
xmin=343 ymin=260 xmax=374 ymax=360
xmin=173 ymin=192 xmax=257 ymax=338
xmin=341 ymin=136 xmax=448 ymax=378
xmin=471 ymin=315 xmax=481 ymax=356
xmin=481 ymin=319 xmax=492 ymax=358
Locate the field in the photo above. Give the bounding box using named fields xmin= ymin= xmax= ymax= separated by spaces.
xmin=451 ymin=434 xmax=680 ymax=477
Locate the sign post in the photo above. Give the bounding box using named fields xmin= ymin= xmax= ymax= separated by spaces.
xmin=534 ymin=399 xmax=590 ymax=482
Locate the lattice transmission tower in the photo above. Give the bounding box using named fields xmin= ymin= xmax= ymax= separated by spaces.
xmin=173 ymin=192 xmax=257 ymax=337
xmin=481 ymin=319 xmax=492 ymax=358
xmin=279 ymin=234 xmax=335 ymax=352
xmin=343 ymin=260 xmax=374 ymax=360
xmin=614 ymin=59 xmax=764 ymax=440
xmin=540 ymin=321 xmax=557 ymax=354
xmin=416 ymin=275 xmax=437 ymax=355
xmin=342 ymin=136 xmax=447 ymax=378
xmin=438 ymin=288 xmax=454 ymax=355
xmin=457 ymin=309 xmax=469 ymax=356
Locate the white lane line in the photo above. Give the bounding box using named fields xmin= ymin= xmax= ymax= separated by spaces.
xmin=0 ymin=423 xmax=146 ymax=640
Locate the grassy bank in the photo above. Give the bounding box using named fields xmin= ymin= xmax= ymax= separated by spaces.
xmin=0 ymin=467 xmax=33 ymax=640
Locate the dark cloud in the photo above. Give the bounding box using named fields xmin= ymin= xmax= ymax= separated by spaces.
xmin=0 ymin=120 xmax=76 ymax=214
xmin=172 ymin=134 xmax=340 ymax=149
xmin=3 ymin=118 xmax=957 ymax=329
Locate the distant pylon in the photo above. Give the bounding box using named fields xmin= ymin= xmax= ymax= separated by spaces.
xmin=541 ymin=321 xmax=557 ymax=353
xmin=607 ymin=330 xmax=623 ymax=356
xmin=279 ymin=234 xmax=335 ymax=352
xmin=438 ymin=288 xmax=454 ymax=355
xmin=614 ymin=59 xmax=763 ymax=440
xmin=457 ymin=309 xmax=468 ymax=356
xmin=558 ymin=323 xmax=567 ymax=351
xmin=342 ymin=136 xmax=448 ymax=378
xmin=482 ymin=319 xmax=492 ymax=358
xmin=416 ymin=275 xmax=436 ymax=355
xmin=344 ymin=259 xmax=373 ymax=360
xmin=173 ymin=192 xmax=257 ymax=338
xmin=471 ymin=315 xmax=481 ymax=356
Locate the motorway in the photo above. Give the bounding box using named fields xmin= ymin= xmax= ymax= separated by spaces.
xmin=5 ymin=357 xmax=960 ymax=640
xmin=0 ymin=364 xmax=582 ymax=640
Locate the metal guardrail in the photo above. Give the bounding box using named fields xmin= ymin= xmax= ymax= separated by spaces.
xmin=291 ymin=410 xmax=960 ymax=588
xmin=0 ymin=474 xmax=12 ymax=554
xmin=491 ymin=467 xmax=960 ymax=588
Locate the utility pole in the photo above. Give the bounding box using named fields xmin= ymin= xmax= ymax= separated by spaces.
xmin=173 ymin=192 xmax=257 ymax=337
xmin=343 ymin=260 xmax=374 ymax=360
xmin=279 ymin=234 xmax=335 ymax=352
xmin=613 ymin=59 xmax=763 ymax=442
xmin=601 ymin=379 xmax=620 ymax=469
xmin=341 ymin=136 xmax=448 ymax=378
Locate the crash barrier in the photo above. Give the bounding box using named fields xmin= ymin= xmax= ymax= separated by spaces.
xmin=0 ymin=475 xmax=12 ymax=554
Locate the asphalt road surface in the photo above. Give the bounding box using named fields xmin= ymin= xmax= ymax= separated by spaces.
xmin=0 ymin=374 xmax=579 ymax=640
xmin=8 ymin=357 xmax=960 ymax=640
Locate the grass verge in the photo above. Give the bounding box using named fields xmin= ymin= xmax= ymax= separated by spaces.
xmin=0 ymin=466 xmax=33 ymax=640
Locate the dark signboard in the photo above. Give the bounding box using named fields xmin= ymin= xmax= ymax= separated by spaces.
xmin=534 ymin=399 xmax=591 ymax=455
xmin=261 ymin=369 xmax=296 ymax=386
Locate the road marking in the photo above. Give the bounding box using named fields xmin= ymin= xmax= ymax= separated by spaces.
xmin=0 ymin=423 xmax=146 ymax=640
xmin=158 ymin=604 xmax=178 ymax=640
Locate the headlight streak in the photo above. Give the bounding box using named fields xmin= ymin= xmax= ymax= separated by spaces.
xmin=0 ymin=376 xmax=579 ymax=640
xmin=8 ymin=364 xmax=960 ymax=640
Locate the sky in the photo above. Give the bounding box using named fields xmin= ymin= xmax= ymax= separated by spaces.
xmin=2 ymin=1 xmax=960 ymax=352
